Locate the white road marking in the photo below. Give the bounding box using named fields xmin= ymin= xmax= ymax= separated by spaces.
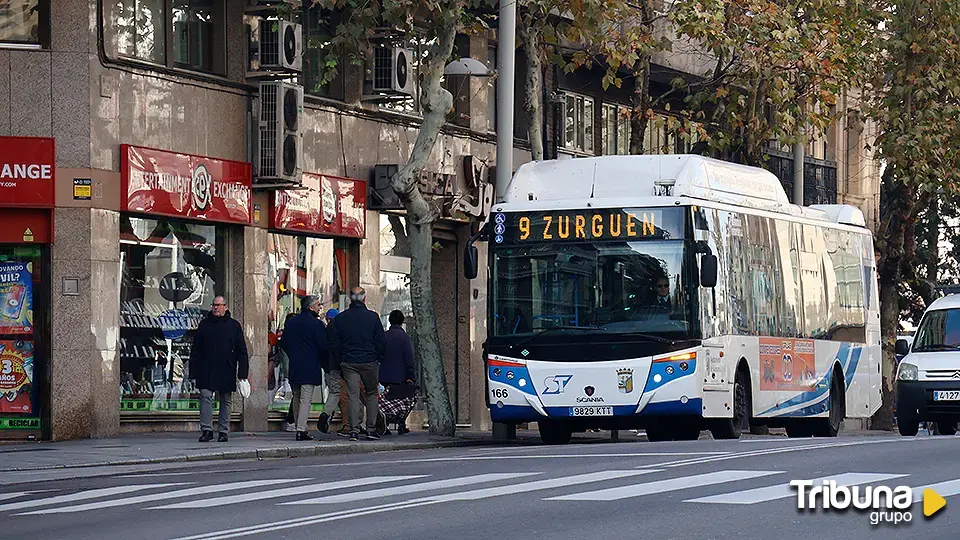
xmin=684 ymin=472 xmax=908 ymax=505
xmin=303 ymin=452 xmax=731 ymax=469
xmin=169 ymin=470 xmax=660 ymax=540
xmin=547 ymin=470 xmax=782 ymax=501
xmin=0 ymin=483 xmax=189 ymax=513
xmin=431 ymin=470 xmax=659 ymax=501
xmin=0 ymin=491 xmax=54 ymax=502
xmin=279 ymin=473 xmax=537 ymax=505
xmin=117 ymin=468 xmax=257 ymax=478
xmin=144 ymin=476 xmax=426 ymax=510
xmin=17 ymin=479 xmax=313 ymax=515
xmin=637 ymin=438 xmax=907 ymax=469
xmin=912 ymin=479 xmax=960 ymax=502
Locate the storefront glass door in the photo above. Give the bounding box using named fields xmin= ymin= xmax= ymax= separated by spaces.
xmin=0 ymin=246 xmax=44 ymax=437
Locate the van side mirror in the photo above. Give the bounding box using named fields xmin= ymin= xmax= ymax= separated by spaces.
xmin=464 ymin=244 xmax=479 ymax=280
xmin=895 ymin=339 xmax=910 ymax=356
xmin=700 ymin=254 xmax=718 ymax=288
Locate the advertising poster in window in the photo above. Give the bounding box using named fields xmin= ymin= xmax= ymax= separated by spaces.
xmin=0 ymin=340 xmax=34 ymax=417
xmin=0 ymin=262 xmax=33 ymax=335
xmin=759 ymin=338 xmax=817 ymax=391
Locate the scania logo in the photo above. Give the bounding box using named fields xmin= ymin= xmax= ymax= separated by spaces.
xmin=577 ymin=396 xmax=605 ymax=403
xmin=192 ymin=164 xmax=212 ymax=210
xmin=584 ymin=386 xmax=595 ymax=396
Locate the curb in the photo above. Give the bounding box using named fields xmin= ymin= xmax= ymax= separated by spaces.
xmin=0 ymin=438 xmax=500 ymax=472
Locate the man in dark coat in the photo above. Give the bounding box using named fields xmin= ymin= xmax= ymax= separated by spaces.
xmin=381 ymin=310 xmax=415 ymax=386
xmin=317 ymin=308 xmax=342 ymax=434
xmin=330 ymin=287 xmax=386 ymax=441
xmin=280 ymin=295 xmax=328 ymax=441
xmin=189 ymin=296 xmax=249 ymax=443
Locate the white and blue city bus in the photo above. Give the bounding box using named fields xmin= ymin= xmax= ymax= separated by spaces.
xmin=463 ymin=155 xmax=881 ymax=444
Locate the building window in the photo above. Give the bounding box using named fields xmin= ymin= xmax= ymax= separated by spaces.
xmin=267 ymin=233 xmax=344 ymax=415
xmin=0 ymin=0 xmax=49 ymax=48
xmin=562 ymin=93 xmax=594 ymax=155
xmin=119 ymin=216 xmax=230 ymax=415
xmin=602 ymin=103 xmax=631 ymax=155
xmin=172 ymin=0 xmax=226 ymax=73
xmin=110 ymin=0 xmax=226 ymax=75
xmin=303 ymin=6 xmax=345 ymax=101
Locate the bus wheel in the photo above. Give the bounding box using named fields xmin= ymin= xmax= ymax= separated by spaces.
xmin=644 ymin=423 xmax=673 ymax=442
xmin=933 ymin=421 xmax=957 ymax=436
xmin=813 ymin=370 xmax=844 ymax=437
xmin=710 ymin=367 xmax=750 ymax=440
xmin=538 ymin=420 xmax=573 ymax=445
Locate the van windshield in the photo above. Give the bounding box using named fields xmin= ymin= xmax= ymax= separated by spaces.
xmin=913 ymin=309 xmax=960 ymax=352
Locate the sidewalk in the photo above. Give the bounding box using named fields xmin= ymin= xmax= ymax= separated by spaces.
xmin=0 ymin=430 xmax=529 ymax=472
xmin=0 ymin=425 xmax=897 ymax=473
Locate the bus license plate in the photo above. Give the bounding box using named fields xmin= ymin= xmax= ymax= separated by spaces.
xmin=933 ymin=390 xmax=960 ymax=401
xmin=570 ymin=406 xmax=613 ymax=417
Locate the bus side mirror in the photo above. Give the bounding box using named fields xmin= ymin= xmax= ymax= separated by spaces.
xmin=464 ymin=244 xmax=479 ymax=280
xmin=700 ymin=254 xmax=718 ymax=288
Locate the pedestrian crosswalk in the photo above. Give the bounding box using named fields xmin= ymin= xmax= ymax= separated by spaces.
xmin=3 ymin=467 xmax=959 ymax=517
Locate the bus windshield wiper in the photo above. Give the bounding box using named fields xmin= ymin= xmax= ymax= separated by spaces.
xmin=598 ymin=330 xmax=679 ymax=345
xmin=509 ymin=326 xmax=602 ymax=348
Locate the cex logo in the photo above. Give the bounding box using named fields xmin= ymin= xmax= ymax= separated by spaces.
xmin=791 ymin=480 xmax=947 ymax=526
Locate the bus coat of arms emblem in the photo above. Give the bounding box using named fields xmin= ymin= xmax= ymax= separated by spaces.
xmin=617 ymin=368 xmax=634 ymax=394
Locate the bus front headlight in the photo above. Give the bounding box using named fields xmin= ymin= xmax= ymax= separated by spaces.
xmin=897 ymin=362 xmax=918 ymax=381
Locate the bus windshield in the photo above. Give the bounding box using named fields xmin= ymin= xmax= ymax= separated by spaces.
xmin=491 ymin=240 xmax=698 ymax=339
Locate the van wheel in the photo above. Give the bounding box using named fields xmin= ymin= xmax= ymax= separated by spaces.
xmin=813 ymin=369 xmax=844 ymax=437
xmin=933 ymin=421 xmax=958 ymax=436
xmin=538 ymin=420 xmax=572 ymax=445
xmin=710 ymin=366 xmax=750 ymax=440
xmin=897 ymin=416 xmax=919 ymax=436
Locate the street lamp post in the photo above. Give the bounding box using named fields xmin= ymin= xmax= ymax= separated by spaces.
xmin=495 ymin=0 xmax=516 ymax=203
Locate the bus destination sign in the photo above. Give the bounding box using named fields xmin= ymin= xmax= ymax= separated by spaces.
xmin=492 ymin=207 xmax=685 ymax=244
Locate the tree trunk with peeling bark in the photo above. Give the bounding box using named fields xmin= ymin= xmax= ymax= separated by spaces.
xmin=388 ymin=6 xmax=460 ymax=436
xmin=520 ymin=21 xmax=544 ymax=161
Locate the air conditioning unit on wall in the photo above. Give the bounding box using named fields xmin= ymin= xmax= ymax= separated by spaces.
xmin=371 ymin=47 xmax=415 ymax=97
xmin=259 ymin=20 xmax=302 ymax=73
xmin=257 ymin=81 xmax=303 ymax=185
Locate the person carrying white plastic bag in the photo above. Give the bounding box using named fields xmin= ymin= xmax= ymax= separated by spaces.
xmin=189 ymin=295 xmax=250 ymax=443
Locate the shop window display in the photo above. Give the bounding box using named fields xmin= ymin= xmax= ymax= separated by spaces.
xmin=119 ymin=217 xmax=229 ymax=414
xmin=267 ymin=234 xmax=343 ymax=415
xmin=0 ymin=246 xmax=42 ymax=431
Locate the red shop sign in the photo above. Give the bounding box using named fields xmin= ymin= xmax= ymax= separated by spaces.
xmin=271 ymin=173 xmax=367 ymax=239
xmin=0 ymin=136 xmax=55 ymax=208
xmin=121 ymin=145 xmax=252 ymax=225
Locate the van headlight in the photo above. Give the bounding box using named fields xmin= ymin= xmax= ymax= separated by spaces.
xmin=898 ymin=362 xmax=919 ymax=381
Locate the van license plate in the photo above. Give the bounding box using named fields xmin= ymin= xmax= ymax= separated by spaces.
xmin=933 ymin=391 xmax=960 ymax=401
xmin=570 ymin=406 xmax=613 ymax=416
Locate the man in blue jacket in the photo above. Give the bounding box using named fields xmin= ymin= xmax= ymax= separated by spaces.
xmin=331 ymin=287 xmax=386 ymax=441
xmin=280 ymin=295 xmax=328 ymax=441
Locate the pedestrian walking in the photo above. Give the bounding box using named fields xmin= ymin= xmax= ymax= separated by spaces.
xmin=330 ymin=287 xmax=385 ymax=441
xmin=381 ymin=310 xmax=416 ymax=386
xmin=379 ymin=310 xmax=417 ymax=435
xmin=280 ymin=295 xmax=329 ymax=441
xmin=317 ymin=308 xmax=342 ymax=434
xmin=189 ymin=296 xmax=249 ymax=443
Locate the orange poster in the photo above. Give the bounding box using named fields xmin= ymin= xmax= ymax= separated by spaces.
xmin=759 ymin=338 xmax=817 ymax=391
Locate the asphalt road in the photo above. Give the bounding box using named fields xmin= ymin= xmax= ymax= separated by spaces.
xmin=1 ymin=431 xmax=958 ymax=540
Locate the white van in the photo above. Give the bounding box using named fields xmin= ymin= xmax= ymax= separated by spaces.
xmin=896 ymin=294 xmax=960 ymax=436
